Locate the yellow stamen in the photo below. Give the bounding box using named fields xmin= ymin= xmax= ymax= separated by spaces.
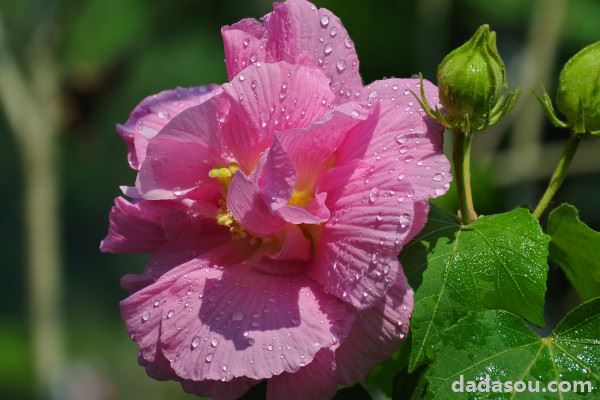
xmin=208 ymin=164 xmax=239 ymax=192
xmin=288 ymin=187 xmax=313 ymax=207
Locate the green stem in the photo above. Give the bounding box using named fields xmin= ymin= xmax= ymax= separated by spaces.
xmin=453 ymin=129 xmax=477 ymax=224
xmin=532 ymin=134 xmax=583 ymax=219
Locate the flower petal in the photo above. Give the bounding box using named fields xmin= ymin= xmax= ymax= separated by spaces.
xmin=100 ymin=197 xmax=167 ymax=253
xmin=276 ymin=101 xmax=370 ymax=189
xmin=181 ymin=376 xmax=258 ymax=400
xmin=220 ymin=62 xmax=335 ymax=173
xmin=267 ymin=0 xmax=363 ymax=103
xmin=310 ymin=157 xmax=418 ymax=309
xmin=227 ymin=171 xmax=286 ymax=237
xmin=137 ymin=98 xmax=225 ymax=200
xmin=120 ymin=262 xmax=354 ymax=382
xmin=267 ymin=349 xmax=338 ymax=400
xmin=117 ymin=85 xmax=220 ymax=170
xmin=337 ymin=78 xmax=451 ymax=202
xmin=221 ymin=0 xmax=363 ymax=103
xmin=221 ymin=18 xmax=269 ymax=80
xmin=335 ymin=267 xmax=413 ymax=383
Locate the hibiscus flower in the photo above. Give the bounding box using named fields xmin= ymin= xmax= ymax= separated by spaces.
xmin=101 ymin=0 xmax=450 ymax=398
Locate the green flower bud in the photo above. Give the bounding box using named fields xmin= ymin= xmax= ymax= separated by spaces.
xmin=556 ymin=41 xmax=600 ymax=135
xmin=436 ymin=25 xmax=518 ymax=132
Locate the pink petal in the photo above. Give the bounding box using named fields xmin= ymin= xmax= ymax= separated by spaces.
xmin=139 ymin=353 xmax=259 ymax=400
xmin=221 ymin=18 xmax=269 ymax=80
xmin=219 ymin=62 xmax=335 ymax=172
xmin=121 ymin=234 xmax=256 ymax=294
xmin=267 ymin=0 xmax=363 ymax=102
xmin=181 ymin=377 xmax=258 ymax=400
xmin=120 ymin=262 xmax=354 ymax=382
xmin=337 ymin=78 xmax=451 ymax=202
xmin=227 ymin=171 xmax=286 ymax=237
xmin=309 ymin=158 xmax=418 ymax=309
xmin=266 ymin=224 xmax=311 ymax=262
xmin=267 ymin=349 xmax=338 ymax=400
xmin=276 ymin=101 xmax=370 ymax=189
xmin=137 ymin=98 xmax=225 ymax=200
xmin=335 ymin=267 xmax=413 ymax=383
xmin=117 ymin=85 xmax=220 ymax=170
xmin=258 ymin=138 xmax=296 ymax=211
xmin=100 ymin=197 xmax=167 ymax=253
xmin=221 ymin=0 xmax=363 ymax=103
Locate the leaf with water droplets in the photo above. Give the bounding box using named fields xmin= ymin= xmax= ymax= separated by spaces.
xmin=401 ymin=206 xmax=549 ymax=371
xmin=547 ymin=203 xmax=600 ymax=302
xmin=426 ymin=299 xmax=600 ymax=398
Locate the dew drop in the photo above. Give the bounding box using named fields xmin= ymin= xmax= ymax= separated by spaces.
xmin=336 ymin=59 xmax=346 ymax=72
xmin=205 ymin=353 xmax=213 ymax=363
xmin=320 ymin=15 xmax=329 ymax=27
xmin=324 ymin=44 xmax=333 ymax=56
xmin=232 ymin=312 xmax=245 ymax=321
xmin=211 ymin=338 xmax=219 ymax=347
xmin=433 ymin=173 xmax=444 ymax=182
xmin=330 ymin=27 xmax=338 ymax=37
xmin=191 ymin=336 xmax=201 ymax=349
xmin=344 ymin=37 xmax=353 ymax=48
xmin=368 ymin=188 xmax=379 ymax=203
xmin=166 ymin=310 xmax=175 ymax=319
xmin=238 ymin=74 xmax=246 ymax=82
xmin=141 ymin=311 xmax=150 ymax=322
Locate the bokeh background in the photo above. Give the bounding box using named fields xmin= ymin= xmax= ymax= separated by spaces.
xmin=1 ymin=0 xmax=599 ymax=399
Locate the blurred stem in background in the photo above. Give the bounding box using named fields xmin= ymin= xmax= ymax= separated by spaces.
xmin=0 ymin=9 xmax=65 ymax=400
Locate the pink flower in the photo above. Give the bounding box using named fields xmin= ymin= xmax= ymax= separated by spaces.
xmin=100 ymin=0 xmax=450 ymax=398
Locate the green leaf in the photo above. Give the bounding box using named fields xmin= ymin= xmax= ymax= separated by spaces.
xmin=401 ymin=206 xmax=549 ymax=371
xmin=426 ymin=299 xmax=600 ymax=399
xmin=547 ymin=203 xmax=600 ymax=301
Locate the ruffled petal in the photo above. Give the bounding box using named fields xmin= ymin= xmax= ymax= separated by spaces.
xmin=137 ymin=98 xmax=225 ymax=200
xmin=267 ymin=349 xmax=338 ymax=400
xmin=120 ymin=261 xmax=354 ymax=382
xmin=181 ymin=377 xmax=258 ymax=400
xmin=117 ymin=85 xmax=220 ymax=170
xmin=221 ymin=0 xmax=363 ymax=103
xmin=337 ymin=78 xmax=451 ymax=202
xmin=335 ymin=267 xmax=413 ymax=383
xmin=227 ymin=171 xmax=286 ymax=237
xmin=275 ymin=101 xmax=370 ymax=189
xmin=220 ymin=62 xmax=335 ymax=172
xmin=309 ymin=156 xmax=417 ymax=310
xmin=100 ymin=197 xmax=167 ymax=253
xmin=221 ymin=18 xmax=269 ymax=80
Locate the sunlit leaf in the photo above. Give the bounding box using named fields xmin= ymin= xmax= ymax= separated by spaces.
xmin=426 ymin=299 xmax=600 ymax=398
xmin=548 ymin=203 xmax=600 ymax=301
xmin=401 ymin=206 xmax=549 ymax=371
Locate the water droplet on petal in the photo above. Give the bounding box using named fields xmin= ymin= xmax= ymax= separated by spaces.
xmin=211 ymin=338 xmax=219 ymax=347
xmin=166 ymin=310 xmax=175 ymax=319
xmin=232 ymin=312 xmax=245 ymax=321
xmin=191 ymin=336 xmax=201 ymax=349
xmin=336 ymin=59 xmax=346 ymax=72
xmin=433 ymin=173 xmax=444 ymax=182
xmin=320 ymin=15 xmax=329 ymax=27
xmin=368 ymin=188 xmax=379 ymax=203
xmin=141 ymin=311 xmax=150 ymax=322
xmin=330 ymin=27 xmax=338 ymax=37
xmin=324 ymin=44 xmax=333 ymax=56
xmin=205 ymin=353 xmax=213 ymax=362
xmin=344 ymin=37 xmax=353 ymax=48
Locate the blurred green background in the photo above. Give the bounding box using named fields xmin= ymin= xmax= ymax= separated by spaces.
xmin=0 ymin=0 xmax=598 ymax=399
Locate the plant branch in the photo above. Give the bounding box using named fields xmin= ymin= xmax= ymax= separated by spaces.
xmin=453 ymin=129 xmax=477 ymax=224
xmin=532 ymin=134 xmax=583 ymax=219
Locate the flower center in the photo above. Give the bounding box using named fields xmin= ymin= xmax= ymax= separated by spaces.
xmin=209 ymin=164 xmax=250 ymax=240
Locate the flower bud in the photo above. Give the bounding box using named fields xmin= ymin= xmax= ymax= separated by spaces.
xmin=437 ymin=25 xmax=514 ymax=132
xmin=556 ymin=41 xmax=600 ymax=135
